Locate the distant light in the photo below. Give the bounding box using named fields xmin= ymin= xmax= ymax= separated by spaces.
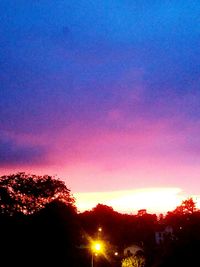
xmin=98 ymin=227 xmax=102 ymax=232
xmin=114 ymin=252 xmax=118 ymax=256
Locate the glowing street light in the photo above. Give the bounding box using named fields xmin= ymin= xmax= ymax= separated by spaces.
xmin=94 ymin=243 xmax=101 ymax=251
xmin=91 ymin=241 xmax=104 ymax=267
xmin=91 ymin=241 xmax=104 ymax=253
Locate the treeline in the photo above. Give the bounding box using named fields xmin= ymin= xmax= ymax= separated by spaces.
xmin=0 ymin=173 xmax=200 ymax=267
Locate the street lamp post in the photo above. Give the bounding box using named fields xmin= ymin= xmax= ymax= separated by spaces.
xmin=91 ymin=252 xmax=94 ymax=267
xmin=91 ymin=241 xmax=103 ymax=267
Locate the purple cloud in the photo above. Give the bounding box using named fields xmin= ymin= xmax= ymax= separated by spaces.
xmin=0 ymin=134 xmax=48 ymax=166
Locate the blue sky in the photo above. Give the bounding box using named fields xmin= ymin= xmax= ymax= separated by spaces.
xmin=0 ymin=1 xmax=200 ymax=212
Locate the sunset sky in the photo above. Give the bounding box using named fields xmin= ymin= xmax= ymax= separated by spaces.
xmin=1 ymin=1 xmax=200 ymax=214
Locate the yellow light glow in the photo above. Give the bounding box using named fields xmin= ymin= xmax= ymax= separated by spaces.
xmin=95 ymin=243 xmax=101 ymax=251
xmin=92 ymin=241 xmax=104 ymax=253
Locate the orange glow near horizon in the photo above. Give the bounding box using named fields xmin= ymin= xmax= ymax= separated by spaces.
xmin=74 ymin=188 xmax=200 ymax=214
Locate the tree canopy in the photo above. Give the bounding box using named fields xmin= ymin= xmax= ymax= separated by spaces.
xmin=0 ymin=172 xmax=75 ymax=215
xmin=173 ymin=197 xmax=196 ymax=215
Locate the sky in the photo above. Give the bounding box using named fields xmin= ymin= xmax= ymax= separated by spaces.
xmin=0 ymin=1 xmax=200 ymax=214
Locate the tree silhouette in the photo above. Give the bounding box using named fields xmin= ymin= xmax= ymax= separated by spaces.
xmin=173 ymin=197 xmax=196 ymax=215
xmin=0 ymin=172 xmax=75 ymax=215
xmin=29 ymin=199 xmax=80 ymax=266
xmin=0 ymin=173 xmax=78 ymax=266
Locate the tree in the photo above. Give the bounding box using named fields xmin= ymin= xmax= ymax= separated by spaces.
xmin=0 ymin=173 xmax=78 ymax=267
xmin=122 ymin=252 xmax=145 ymax=267
xmin=173 ymin=197 xmax=196 ymax=215
xmin=29 ymin=199 xmax=80 ymax=266
xmin=0 ymin=172 xmax=75 ymax=215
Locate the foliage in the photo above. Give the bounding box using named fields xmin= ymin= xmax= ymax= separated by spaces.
xmin=92 ymin=203 xmax=114 ymax=213
xmin=122 ymin=257 xmax=133 ymax=267
xmin=173 ymin=197 xmax=196 ymax=215
xmin=0 ymin=173 xmax=79 ymax=266
xmin=0 ymin=172 xmax=75 ymax=215
xmin=122 ymin=254 xmax=145 ymax=267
